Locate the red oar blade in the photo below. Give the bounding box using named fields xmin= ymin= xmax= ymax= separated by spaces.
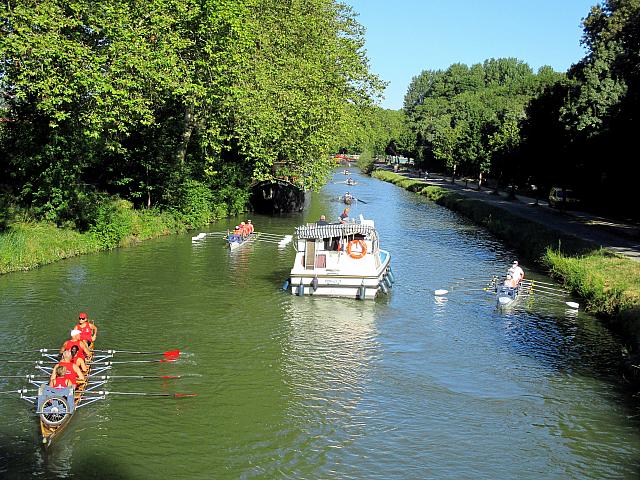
xmin=174 ymin=393 xmax=198 ymax=398
xmin=163 ymin=349 xmax=180 ymax=360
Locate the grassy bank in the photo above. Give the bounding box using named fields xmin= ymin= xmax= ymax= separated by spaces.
xmin=0 ymin=197 xmax=238 ymax=274
xmin=372 ymin=169 xmax=640 ymax=322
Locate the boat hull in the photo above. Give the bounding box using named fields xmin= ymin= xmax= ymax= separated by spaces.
xmin=39 ymin=350 xmax=93 ymax=447
xmin=288 ymin=250 xmax=393 ymax=300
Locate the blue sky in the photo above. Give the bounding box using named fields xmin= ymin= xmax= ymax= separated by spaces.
xmin=344 ymin=0 xmax=597 ymax=110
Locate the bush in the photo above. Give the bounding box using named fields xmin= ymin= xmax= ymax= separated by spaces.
xmin=89 ymin=198 xmax=136 ymax=249
xmin=356 ymin=147 xmax=375 ymax=174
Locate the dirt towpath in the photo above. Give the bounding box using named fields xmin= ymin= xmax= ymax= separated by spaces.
xmin=388 ymin=167 xmax=640 ymax=261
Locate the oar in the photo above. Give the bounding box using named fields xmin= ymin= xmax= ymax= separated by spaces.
xmin=0 ymin=389 xmax=30 ymax=395
xmin=85 ymin=390 xmax=197 ymax=398
xmin=0 ymin=348 xmax=59 ymax=355
xmin=90 ymin=359 xmax=178 ymax=365
xmin=527 ymin=289 xmax=580 ymax=309
xmin=355 ymin=198 xmax=368 ymax=204
xmin=93 ymin=349 xmax=180 ymax=359
xmin=91 ymin=375 xmax=183 ymax=380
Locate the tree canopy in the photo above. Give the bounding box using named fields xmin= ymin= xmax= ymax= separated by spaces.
xmin=0 ymin=0 xmax=382 ymax=224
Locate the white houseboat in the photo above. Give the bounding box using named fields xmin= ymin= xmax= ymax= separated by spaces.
xmin=286 ymin=216 xmax=393 ymax=299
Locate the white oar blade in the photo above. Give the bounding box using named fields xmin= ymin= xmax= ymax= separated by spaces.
xmin=566 ymin=301 xmax=579 ymax=309
xmin=434 ymin=289 xmax=448 ymax=296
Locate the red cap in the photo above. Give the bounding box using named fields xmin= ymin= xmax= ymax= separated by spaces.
xmin=79 ymin=312 xmax=88 ymax=319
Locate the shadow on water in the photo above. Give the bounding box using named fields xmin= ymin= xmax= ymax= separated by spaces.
xmin=0 ymin=433 xmax=131 ymax=479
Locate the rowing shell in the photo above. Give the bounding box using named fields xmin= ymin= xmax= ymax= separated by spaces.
xmin=9 ymin=347 xmax=185 ymax=447
xmin=227 ymin=232 xmax=257 ymax=250
xmin=496 ymin=285 xmax=519 ymax=308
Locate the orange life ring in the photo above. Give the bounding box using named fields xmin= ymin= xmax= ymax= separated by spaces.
xmin=346 ymin=240 xmax=367 ymax=259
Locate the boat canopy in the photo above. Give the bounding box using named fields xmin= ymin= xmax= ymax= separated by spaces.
xmin=295 ymin=223 xmax=377 ymax=240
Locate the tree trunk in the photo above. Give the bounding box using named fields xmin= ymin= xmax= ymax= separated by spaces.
xmin=478 ymin=172 xmax=483 ymax=190
xmin=451 ymin=164 xmax=456 ymax=183
xmin=175 ymin=106 xmax=195 ymax=167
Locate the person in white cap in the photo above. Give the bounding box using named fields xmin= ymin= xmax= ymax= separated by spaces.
xmin=508 ymin=261 xmax=525 ymax=285
xmin=59 ymin=328 xmax=91 ymax=360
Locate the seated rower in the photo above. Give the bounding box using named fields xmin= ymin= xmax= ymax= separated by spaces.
xmin=50 ymin=365 xmax=72 ymax=389
xmin=503 ymin=274 xmax=518 ymax=288
xmin=246 ymin=219 xmax=254 ymax=234
xmin=74 ymin=311 xmax=97 ymax=348
xmin=239 ymin=222 xmax=248 ymax=237
xmin=508 ymin=260 xmax=525 ymax=285
xmin=339 ymin=207 xmax=350 ymax=224
xmin=70 ymin=345 xmax=89 ymax=374
xmin=60 ymin=329 xmax=92 ymax=359
xmin=50 ymin=350 xmax=84 ymax=388
xmin=229 ymin=225 xmax=242 ymax=242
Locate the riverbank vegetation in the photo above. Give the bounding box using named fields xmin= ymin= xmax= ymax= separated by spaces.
xmin=0 ymin=0 xmax=381 ymax=272
xmin=346 ymin=0 xmax=640 ymax=220
xmin=372 ymin=170 xmax=640 ymax=321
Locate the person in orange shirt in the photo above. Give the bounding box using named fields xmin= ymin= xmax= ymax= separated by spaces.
xmin=246 ymin=220 xmax=254 ymax=234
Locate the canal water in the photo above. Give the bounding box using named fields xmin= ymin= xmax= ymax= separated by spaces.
xmin=1 ymin=169 xmax=639 ymax=479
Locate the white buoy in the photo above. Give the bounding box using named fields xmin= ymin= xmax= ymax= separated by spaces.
xmin=434 ymin=289 xmax=448 ymax=296
xmin=566 ymin=301 xmax=579 ymax=309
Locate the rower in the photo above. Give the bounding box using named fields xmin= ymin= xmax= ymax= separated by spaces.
xmin=508 ymin=261 xmax=525 ymax=285
xmin=60 ymin=329 xmax=91 ymax=359
xmin=503 ymin=274 xmax=518 ymax=288
xmin=230 ymin=225 xmax=242 ymax=242
xmin=246 ymin=220 xmax=254 ymax=234
xmin=339 ymin=207 xmax=350 ymax=224
xmin=70 ymin=345 xmax=89 ymax=374
xmin=49 ymin=365 xmax=72 ymax=389
xmin=239 ymin=222 xmax=247 ymax=237
xmin=50 ymin=350 xmax=84 ymax=388
xmin=74 ymin=311 xmax=97 ymax=348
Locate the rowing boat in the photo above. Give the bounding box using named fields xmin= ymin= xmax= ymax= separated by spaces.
xmin=227 ymin=232 xmax=257 ymax=250
xmin=21 ymin=347 xmax=113 ymax=446
xmin=3 ymin=344 xmax=189 ymax=447
xmin=496 ymin=284 xmax=519 ymax=309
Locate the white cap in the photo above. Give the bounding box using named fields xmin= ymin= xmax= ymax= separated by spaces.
xmin=70 ymin=329 xmax=81 ymax=336
xmin=513 ymin=261 xmax=518 ymax=265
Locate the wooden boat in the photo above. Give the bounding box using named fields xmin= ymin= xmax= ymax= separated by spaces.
xmin=7 ymin=342 xmax=188 ymax=448
xmin=37 ymin=349 xmax=94 ymax=446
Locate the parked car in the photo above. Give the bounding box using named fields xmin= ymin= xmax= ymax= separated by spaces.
xmin=548 ymin=187 xmax=581 ymax=208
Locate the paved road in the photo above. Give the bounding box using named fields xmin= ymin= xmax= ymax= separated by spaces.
xmin=386 ymin=167 xmax=640 ymax=261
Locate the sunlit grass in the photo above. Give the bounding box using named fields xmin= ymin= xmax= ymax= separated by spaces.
xmin=545 ymin=249 xmax=640 ymax=315
xmin=0 ymin=222 xmax=99 ymax=273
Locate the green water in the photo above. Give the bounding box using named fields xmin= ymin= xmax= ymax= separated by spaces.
xmin=1 ymin=170 xmax=639 ymax=479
